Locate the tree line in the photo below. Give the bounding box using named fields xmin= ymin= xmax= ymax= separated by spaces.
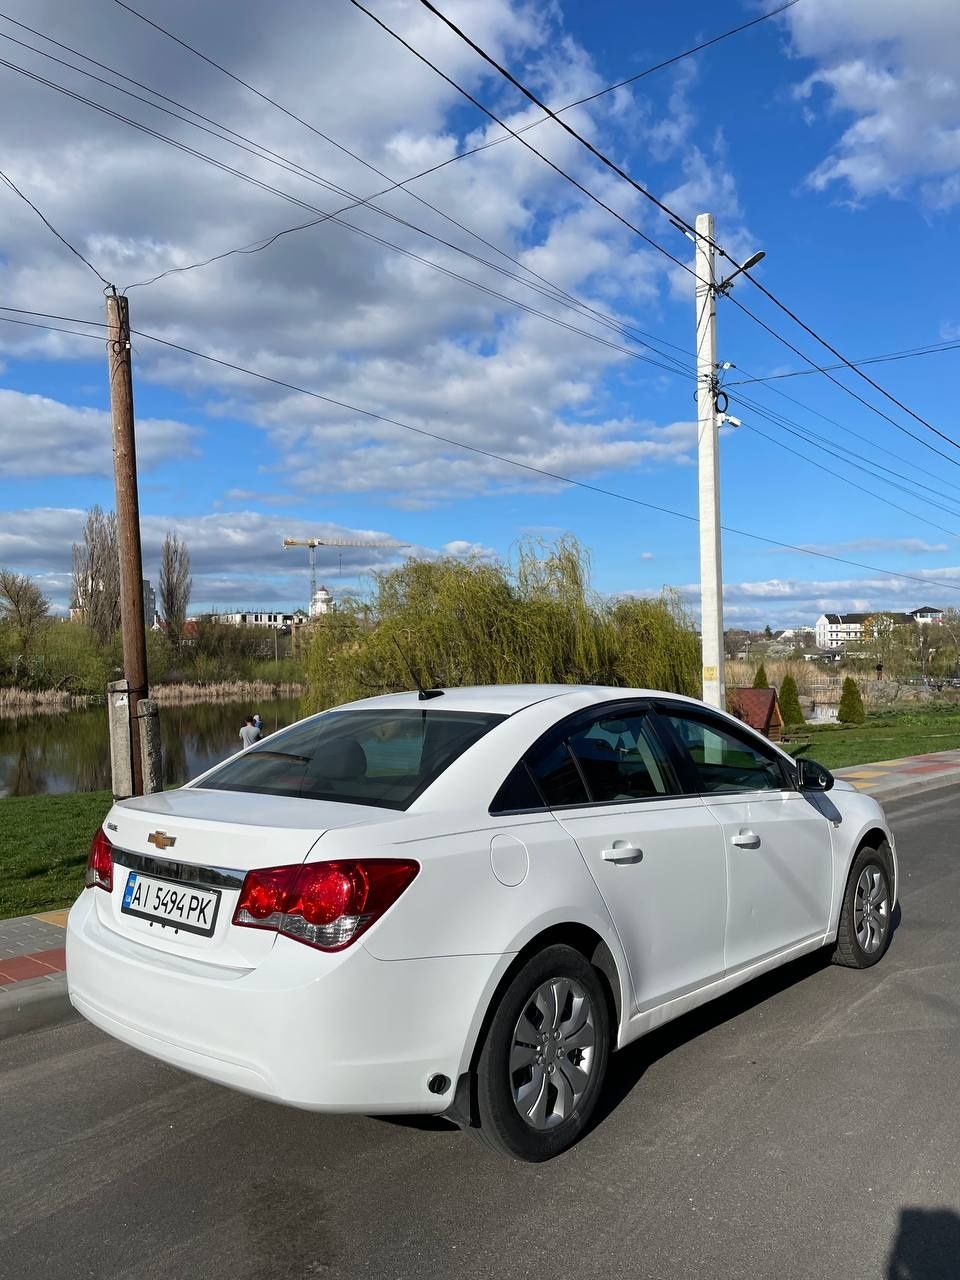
xmin=303 ymin=537 xmax=700 ymax=712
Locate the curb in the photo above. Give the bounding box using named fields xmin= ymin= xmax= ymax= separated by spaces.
xmin=857 ymin=773 xmax=960 ymax=807
xmin=0 ymin=974 xmax=76 ymax=1041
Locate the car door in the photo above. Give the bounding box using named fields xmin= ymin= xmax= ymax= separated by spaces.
xmin=655 ymin=704 xmax=834 ymax=973
xmin=519 ymin=702 xmax=727 ymax=1017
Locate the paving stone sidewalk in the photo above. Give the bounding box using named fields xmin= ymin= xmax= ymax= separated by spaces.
xmin=0 ymin=910 xmax=71 ymax=1038
xmin=3 ymin=751 xmax=960 ymax=1040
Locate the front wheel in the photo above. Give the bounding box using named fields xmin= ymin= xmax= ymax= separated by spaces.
xmin=473 ymin=944 xmax=611 ymax=1161
xmin=832 ymin=842 xmax=894 ymax=969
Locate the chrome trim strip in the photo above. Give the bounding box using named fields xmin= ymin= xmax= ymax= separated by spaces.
xmin=112 ymin=848 xmax=246 ymax=889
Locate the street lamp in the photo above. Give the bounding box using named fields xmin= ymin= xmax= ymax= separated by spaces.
xmin=716 ymin=250 xmax=766 ymax=294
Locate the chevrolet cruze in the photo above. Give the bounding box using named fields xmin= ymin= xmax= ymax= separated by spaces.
xmin=67 ymin=685 xmax=897 ymax=1161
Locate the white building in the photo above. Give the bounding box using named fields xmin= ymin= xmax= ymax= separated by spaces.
xmin=815 ymin=607 xmax=943 ymax=650
xmin=208 ymin=609 xmax=308 ymax=631
xmin=310 ymin=585 xmax=333 ymax=618
xmin=912 ymin=605 xmax=944 ymax=625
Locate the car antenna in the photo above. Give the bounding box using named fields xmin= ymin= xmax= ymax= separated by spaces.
xmin=392 ymin=636 xmax=444 ymax=700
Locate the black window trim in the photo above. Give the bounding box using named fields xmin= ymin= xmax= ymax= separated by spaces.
xmin=489 ymin=698 xmax=684 ymax=816
xmin=651 ymin=699 xmax=797 ymax=796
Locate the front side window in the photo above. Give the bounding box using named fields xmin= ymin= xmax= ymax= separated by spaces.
xmin=661 ymin=711 xmax=786 ymax=794
xmin=195 ymin=708 xmax=504 ymax=810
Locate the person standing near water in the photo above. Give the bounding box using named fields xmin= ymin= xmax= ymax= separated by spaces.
xmin=253 ymin=711 xmax=263 ymax=733
xmin=239 ymin=716 xmax=261 ymax=749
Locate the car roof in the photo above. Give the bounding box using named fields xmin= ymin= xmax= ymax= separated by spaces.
xmin=335 ymin=684 xmax=704 ymax=716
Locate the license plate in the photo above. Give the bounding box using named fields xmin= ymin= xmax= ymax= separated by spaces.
xmin=121 ymin=870 xmax=221 ymax=937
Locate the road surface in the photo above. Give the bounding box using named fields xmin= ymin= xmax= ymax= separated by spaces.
xmin=2 ymin=790 xmax=959 ymax=1279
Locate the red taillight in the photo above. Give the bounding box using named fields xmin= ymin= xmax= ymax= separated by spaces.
xmin=85 ymin=828 xmax=113 ymax=892
xmin=232 ymin=859 xmax=419 ymax=951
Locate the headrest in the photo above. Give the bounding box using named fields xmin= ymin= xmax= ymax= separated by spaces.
xmin=321 ymin=739 xmax=368 ymax=779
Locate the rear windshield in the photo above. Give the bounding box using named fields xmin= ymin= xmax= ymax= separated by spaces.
xmin=194 ymin=707 xmax=505 ymax=810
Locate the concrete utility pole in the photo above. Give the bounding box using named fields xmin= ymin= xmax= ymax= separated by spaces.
xmin=107 ymin=291 xmax=149 ymax=795
xmin=695 ymin=213 xmax=725 ymax=710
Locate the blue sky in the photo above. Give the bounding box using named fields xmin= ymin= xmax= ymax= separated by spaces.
xmin=1 ymin=0 xmax=959 ymax=627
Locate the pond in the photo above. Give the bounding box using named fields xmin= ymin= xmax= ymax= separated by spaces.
xmin=0 ymin=698 xmax=306 ymax=798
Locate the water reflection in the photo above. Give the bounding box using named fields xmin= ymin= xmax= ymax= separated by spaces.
xmin=0 ymin=699 xmax=305 ymax=797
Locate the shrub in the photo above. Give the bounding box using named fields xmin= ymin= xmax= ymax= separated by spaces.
xmin=778 ymin=673 xmax=804 ymax=726
xmin=752 ymin=662 xmax=769 ymax=688
xmin=838 ymin=676 xmax=865 ymax=724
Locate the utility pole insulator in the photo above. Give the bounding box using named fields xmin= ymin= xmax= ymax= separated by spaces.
xmin=695 ymin=213 xmax=726 ymax=710
xmin=107 ymin=292 xmax=150 ymax=795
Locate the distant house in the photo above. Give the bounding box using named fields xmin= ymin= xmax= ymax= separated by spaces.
xmin=815 ymin=611 xmax=912 ymax=650
xmin=727 ymin=687 xmax=784 ymax=741
xmin=911 ymin=606 xmax=944 ymax=625
xmin=814 ymin=607 xmax=943 ymax=649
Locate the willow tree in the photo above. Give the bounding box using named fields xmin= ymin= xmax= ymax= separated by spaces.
xmin=303 ymin=536 xmax=700 ymax=713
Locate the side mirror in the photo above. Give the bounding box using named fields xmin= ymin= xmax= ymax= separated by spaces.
xmin=797 ymin=757 xmax=834 ymax=792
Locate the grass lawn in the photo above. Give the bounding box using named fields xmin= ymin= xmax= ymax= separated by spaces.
xmin=0 ymin=790 xmax=112 ymax=920
xmin=785 ymin=707 xmax=960 ymax=770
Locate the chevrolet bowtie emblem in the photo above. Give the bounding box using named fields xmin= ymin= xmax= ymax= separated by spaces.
xmin=147 ymin=830 xmax=176 ymax=850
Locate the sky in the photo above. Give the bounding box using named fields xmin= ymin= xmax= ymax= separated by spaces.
xmin=0 ymin=0 xmax=959 ymax=629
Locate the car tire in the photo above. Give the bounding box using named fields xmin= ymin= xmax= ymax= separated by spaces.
xmin=831 ymin=841 xmax=894 ymax=969
xmin=473 ymin=944 xmax=611 ymax=1162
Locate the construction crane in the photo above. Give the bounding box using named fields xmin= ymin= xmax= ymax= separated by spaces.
xmin=282 ymin=536 xmax=408 ymax=614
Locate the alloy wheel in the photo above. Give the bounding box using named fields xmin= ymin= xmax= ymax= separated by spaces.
xmin=854 ymin=865 xmax=890 ymax=954
xmin=509 ymin=977 xmax=598 ymax=1131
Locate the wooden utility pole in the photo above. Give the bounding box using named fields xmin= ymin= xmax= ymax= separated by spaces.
xmin=107 ymin=291 xmax=149 ymax=795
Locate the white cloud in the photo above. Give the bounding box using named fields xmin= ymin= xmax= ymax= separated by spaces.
xmin=0 ymin=0 xmax=737 ymax=505
xmin=0 ymin=389 xmax=196 ymax=475
xmin=0 ymin=506 xmax=504 ymax=613
xmin=787 ymin=0 xmax=960 ymax=206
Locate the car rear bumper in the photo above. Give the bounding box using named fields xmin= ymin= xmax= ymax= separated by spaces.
xmin=67 ymin=891 xmax=505 ymax=1114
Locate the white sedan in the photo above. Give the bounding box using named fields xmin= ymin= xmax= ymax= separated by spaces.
xmin=67 ymin=684 xmax=897 ymax=1161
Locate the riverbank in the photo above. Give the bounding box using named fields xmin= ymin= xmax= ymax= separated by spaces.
xmin=0 ymin=681 xmax=304 ymax=714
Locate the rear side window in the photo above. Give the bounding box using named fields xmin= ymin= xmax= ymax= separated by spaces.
xmin=567 ymin=711 xmax=677 ymax=802
xmin=195 ymin=708 xmax=504 ymax=810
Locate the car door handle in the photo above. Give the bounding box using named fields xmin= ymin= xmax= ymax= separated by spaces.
xmin=602 ymin=841 xmax=643 ymax=863
xmin=730 ymin=830 xmax=761 ymax=849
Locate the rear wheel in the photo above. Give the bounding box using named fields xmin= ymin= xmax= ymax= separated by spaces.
xmin=832 ymin=842 xmax=894 ymax=969
xmin=474 ymin=944 xmax=610 ymax=1161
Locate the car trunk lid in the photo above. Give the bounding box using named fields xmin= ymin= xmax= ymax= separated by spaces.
xmin=95 ymin=787 xmax=393 ymax=969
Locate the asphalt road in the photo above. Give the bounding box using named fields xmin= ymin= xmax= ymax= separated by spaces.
xmin=3 ymin=791 xmax=960 ymax=1280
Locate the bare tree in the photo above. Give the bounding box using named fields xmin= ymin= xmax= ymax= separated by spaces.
xmin=0 ymin=569 xmax=49 ymax=654
xmin=71 ymin=506 xmax=121 ymax=645
xmin=159 ymin=532 xmax=192 ymax=649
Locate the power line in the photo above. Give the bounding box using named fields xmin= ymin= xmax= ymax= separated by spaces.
xmin=110 ymin=319 xmax=960 ymax=596
xmin=742 ymin=417 xmax=960 ymax=538
xmin=0 ymin=167 xmax=113 ymax=288
xmin=727 ymin=336 xmax=960 ymax=384
xmin=726 ymin=294 xmax=960 ymax=471
xmin=3 ymin=299 xmax=956 ymax=594
xmin=734 ymin=398 xmax=960 ymax=529
xmin=348 ymin=0 xmax=701 ymax=284
xmin=739 ymin=268 xmax=960 ymax=451
xmin=0 ymin=52 xmax=693 ymax=379
xmin=106 ymin=0 xmax=793 ymax=307
xmin=0 ymin=50 xmax=696 ymax=380
xmin=0 ymin=312 xmax=106 ymax=341
xmin=414 ymin=0 xmax=960 ymax=460
xmin=729 ymin=387 xmax=960 ymax=515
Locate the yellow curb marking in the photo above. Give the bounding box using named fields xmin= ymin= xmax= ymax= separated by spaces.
xmin=32 ymin=909 xmax=69 ymax=928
